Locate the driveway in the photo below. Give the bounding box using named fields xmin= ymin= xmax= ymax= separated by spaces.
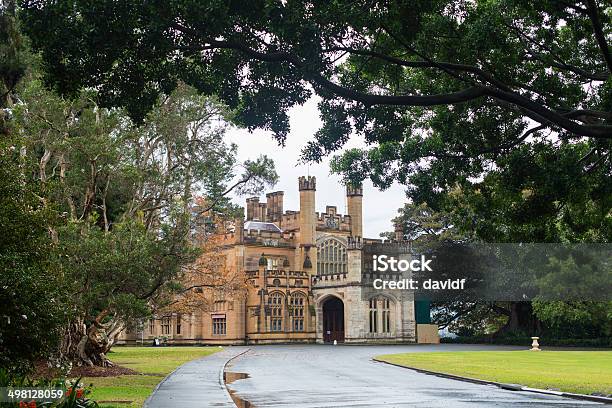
xmin=225 ymin=344 xmax=600 ymax=407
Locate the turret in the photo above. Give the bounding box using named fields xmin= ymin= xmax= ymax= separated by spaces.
xmin=394 ymin=220 xmax=404 ymax=242
xmin=346 ymin=182 xmax=363 ymax=239
xmin=298 ymin=176 xmax=316 ymax=274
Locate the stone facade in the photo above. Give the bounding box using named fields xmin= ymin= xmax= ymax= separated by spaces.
xmin=118 ymin=177 xmax=438 ymax=345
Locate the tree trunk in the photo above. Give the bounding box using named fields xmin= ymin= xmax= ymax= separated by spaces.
xmin=61 ymin=316 xmax=124 ymax=367
xmin=495 ymin=301 xmax=541 ymax=336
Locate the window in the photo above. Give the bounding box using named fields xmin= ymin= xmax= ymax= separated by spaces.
xmin=267 ymin=257 xmax=280 ymax=270
xmin=149 ymin=319 xmax=155 ymax=335
xmin=317 ymin=238 xmax=347 ymax=275
xmin=161 ymin=317 xmax=171 ymax=335
xmin=382 ymin=299 xmax=391 ymax=333
xmin=369 ymin=298 xmax=392 ymax=334
xmin=369 ymin=298 xmax=378 ymax=333
xmin=290 ymin=293 xmax=305 ymax=332
xmin=269 ymin=292 xmax=284 ymax=332
xmin=212 ymin=317 xmax=226 ymax=335
xmin=176 ymin=314 xmax=182 ymax=335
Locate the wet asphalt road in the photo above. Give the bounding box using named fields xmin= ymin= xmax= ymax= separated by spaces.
xmin=225 ymin=344 xmax=600 ymax=408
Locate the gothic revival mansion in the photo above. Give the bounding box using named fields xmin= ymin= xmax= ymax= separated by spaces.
xmin=119 ymin=177 xmax=439 ymax=345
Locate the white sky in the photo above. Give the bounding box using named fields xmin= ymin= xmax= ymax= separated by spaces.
xmin=225 ymin=96 xmax=408 ymax=238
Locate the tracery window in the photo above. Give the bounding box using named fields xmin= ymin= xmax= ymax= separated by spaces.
xmin=269 ymin=292 xmax=284 ymax=332
xmin=290 ymin=293 xmax=305 ymax=332
xmin=317 ymin=238 xmax=347 ymax=275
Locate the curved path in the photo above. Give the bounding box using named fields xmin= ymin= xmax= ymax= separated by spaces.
xmin=144 ymin=346 xmax=249 ymax=408
xmin=145 ymin=344 xmax=600 ymax=407
xmin=226 ymin=344 xmax=599 ymax=408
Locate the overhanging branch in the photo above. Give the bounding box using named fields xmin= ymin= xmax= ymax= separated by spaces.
xmin=172 ymin=24 xmax=612 ymax=139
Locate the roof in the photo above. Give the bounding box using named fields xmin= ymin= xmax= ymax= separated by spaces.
xmin=244 ymin=220 xmax=283 ymax=233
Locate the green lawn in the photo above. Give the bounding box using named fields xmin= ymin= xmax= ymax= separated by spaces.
xmin=377 ymin=351 xmax=612 ymax=395
xmin=85 ymin=346 xmax=222 ymax=408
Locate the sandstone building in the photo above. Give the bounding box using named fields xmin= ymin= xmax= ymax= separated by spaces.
xmin=120 ymin=177 xmax=439 ymax=345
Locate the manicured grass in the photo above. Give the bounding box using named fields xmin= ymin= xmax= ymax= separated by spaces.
xmin=84 ymin=346 xmax=222 ymax=408
xmin=377 ymin=351 xmax=612 ymax=395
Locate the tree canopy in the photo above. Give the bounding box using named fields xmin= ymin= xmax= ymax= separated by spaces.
xmin=20 ymin=0 xmax=611 ymax=144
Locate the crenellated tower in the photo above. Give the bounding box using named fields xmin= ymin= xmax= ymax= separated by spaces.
xmin=298 ymin=176 xmax=316 ymax=274
xmin=346 ymin=183 xmax=363 ymax=239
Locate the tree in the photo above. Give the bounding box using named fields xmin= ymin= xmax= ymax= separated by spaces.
xmin=12 ymin=78 xmax=277 ymax=366
xmin=392 ymin=202 xmax=612 ymax=339
xmin=0 ymin=4 xmax=67 ymax=375
xmin=391 ymin=203 xmax=509 ymax=335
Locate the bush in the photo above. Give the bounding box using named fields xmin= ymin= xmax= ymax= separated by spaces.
xmin=0 ymin=155 xmax=67 ymax=374
xmin=0 ymin=369 xmax=98 ymax=407
xmin=441 ymin=335 xmax=612 ymax=348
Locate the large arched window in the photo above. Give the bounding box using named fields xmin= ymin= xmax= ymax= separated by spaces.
xmin=290 ymin=292 xmax=306 ymax=332
xmin=268 ymin=292 xmax=284 ymax=332
xmin=317 ymin=238 xmax=347 ymax=275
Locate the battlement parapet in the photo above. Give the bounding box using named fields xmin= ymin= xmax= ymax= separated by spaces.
xmin=298 ymin=176 xmax=316 ymax=191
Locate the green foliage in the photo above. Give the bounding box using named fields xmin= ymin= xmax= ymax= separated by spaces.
xmin=0 ymin=2 xmax=30 ymax=134
xmin=0 ymin=150 xmax=66 ymax=374
xmin=10 ymin=77 xmax=277 ymax=328
xmin=0 ymin=369 xmax=98 ymax=407
xmin=532 ymin=301 xmax=612 ymax=339
xmin=19 ymin=1 xmax=611 ymax=141
xmin=57 ymin=218 xmax=194 ymax=323
xmin=391 ymin=202 xmax=467 ymax=246
xmin=441 ymin=334 xmax=612 ymax=348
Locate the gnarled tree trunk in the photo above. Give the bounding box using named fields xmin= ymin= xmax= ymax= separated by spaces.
xmin=60 ymin=312 xmax=125 ymax=367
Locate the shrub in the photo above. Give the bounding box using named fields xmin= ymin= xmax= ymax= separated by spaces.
xmin=0 ymin=369 xmax=98 ymax=407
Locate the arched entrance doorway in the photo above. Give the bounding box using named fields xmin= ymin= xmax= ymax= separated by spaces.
xmin=322 ymin=296 xmax=344 ymax=343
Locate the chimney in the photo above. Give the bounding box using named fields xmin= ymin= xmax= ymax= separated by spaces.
xmin=266 ymin=191 xmax=284 ymax=223
xmin=246 ymin=197 xmax=259 ymax=221
xmin=235 ymin=217 xmax=244 ymax=243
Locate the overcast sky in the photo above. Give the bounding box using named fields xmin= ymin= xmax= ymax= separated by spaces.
xmin=225 ymin=96 xmax=408 ymax=238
